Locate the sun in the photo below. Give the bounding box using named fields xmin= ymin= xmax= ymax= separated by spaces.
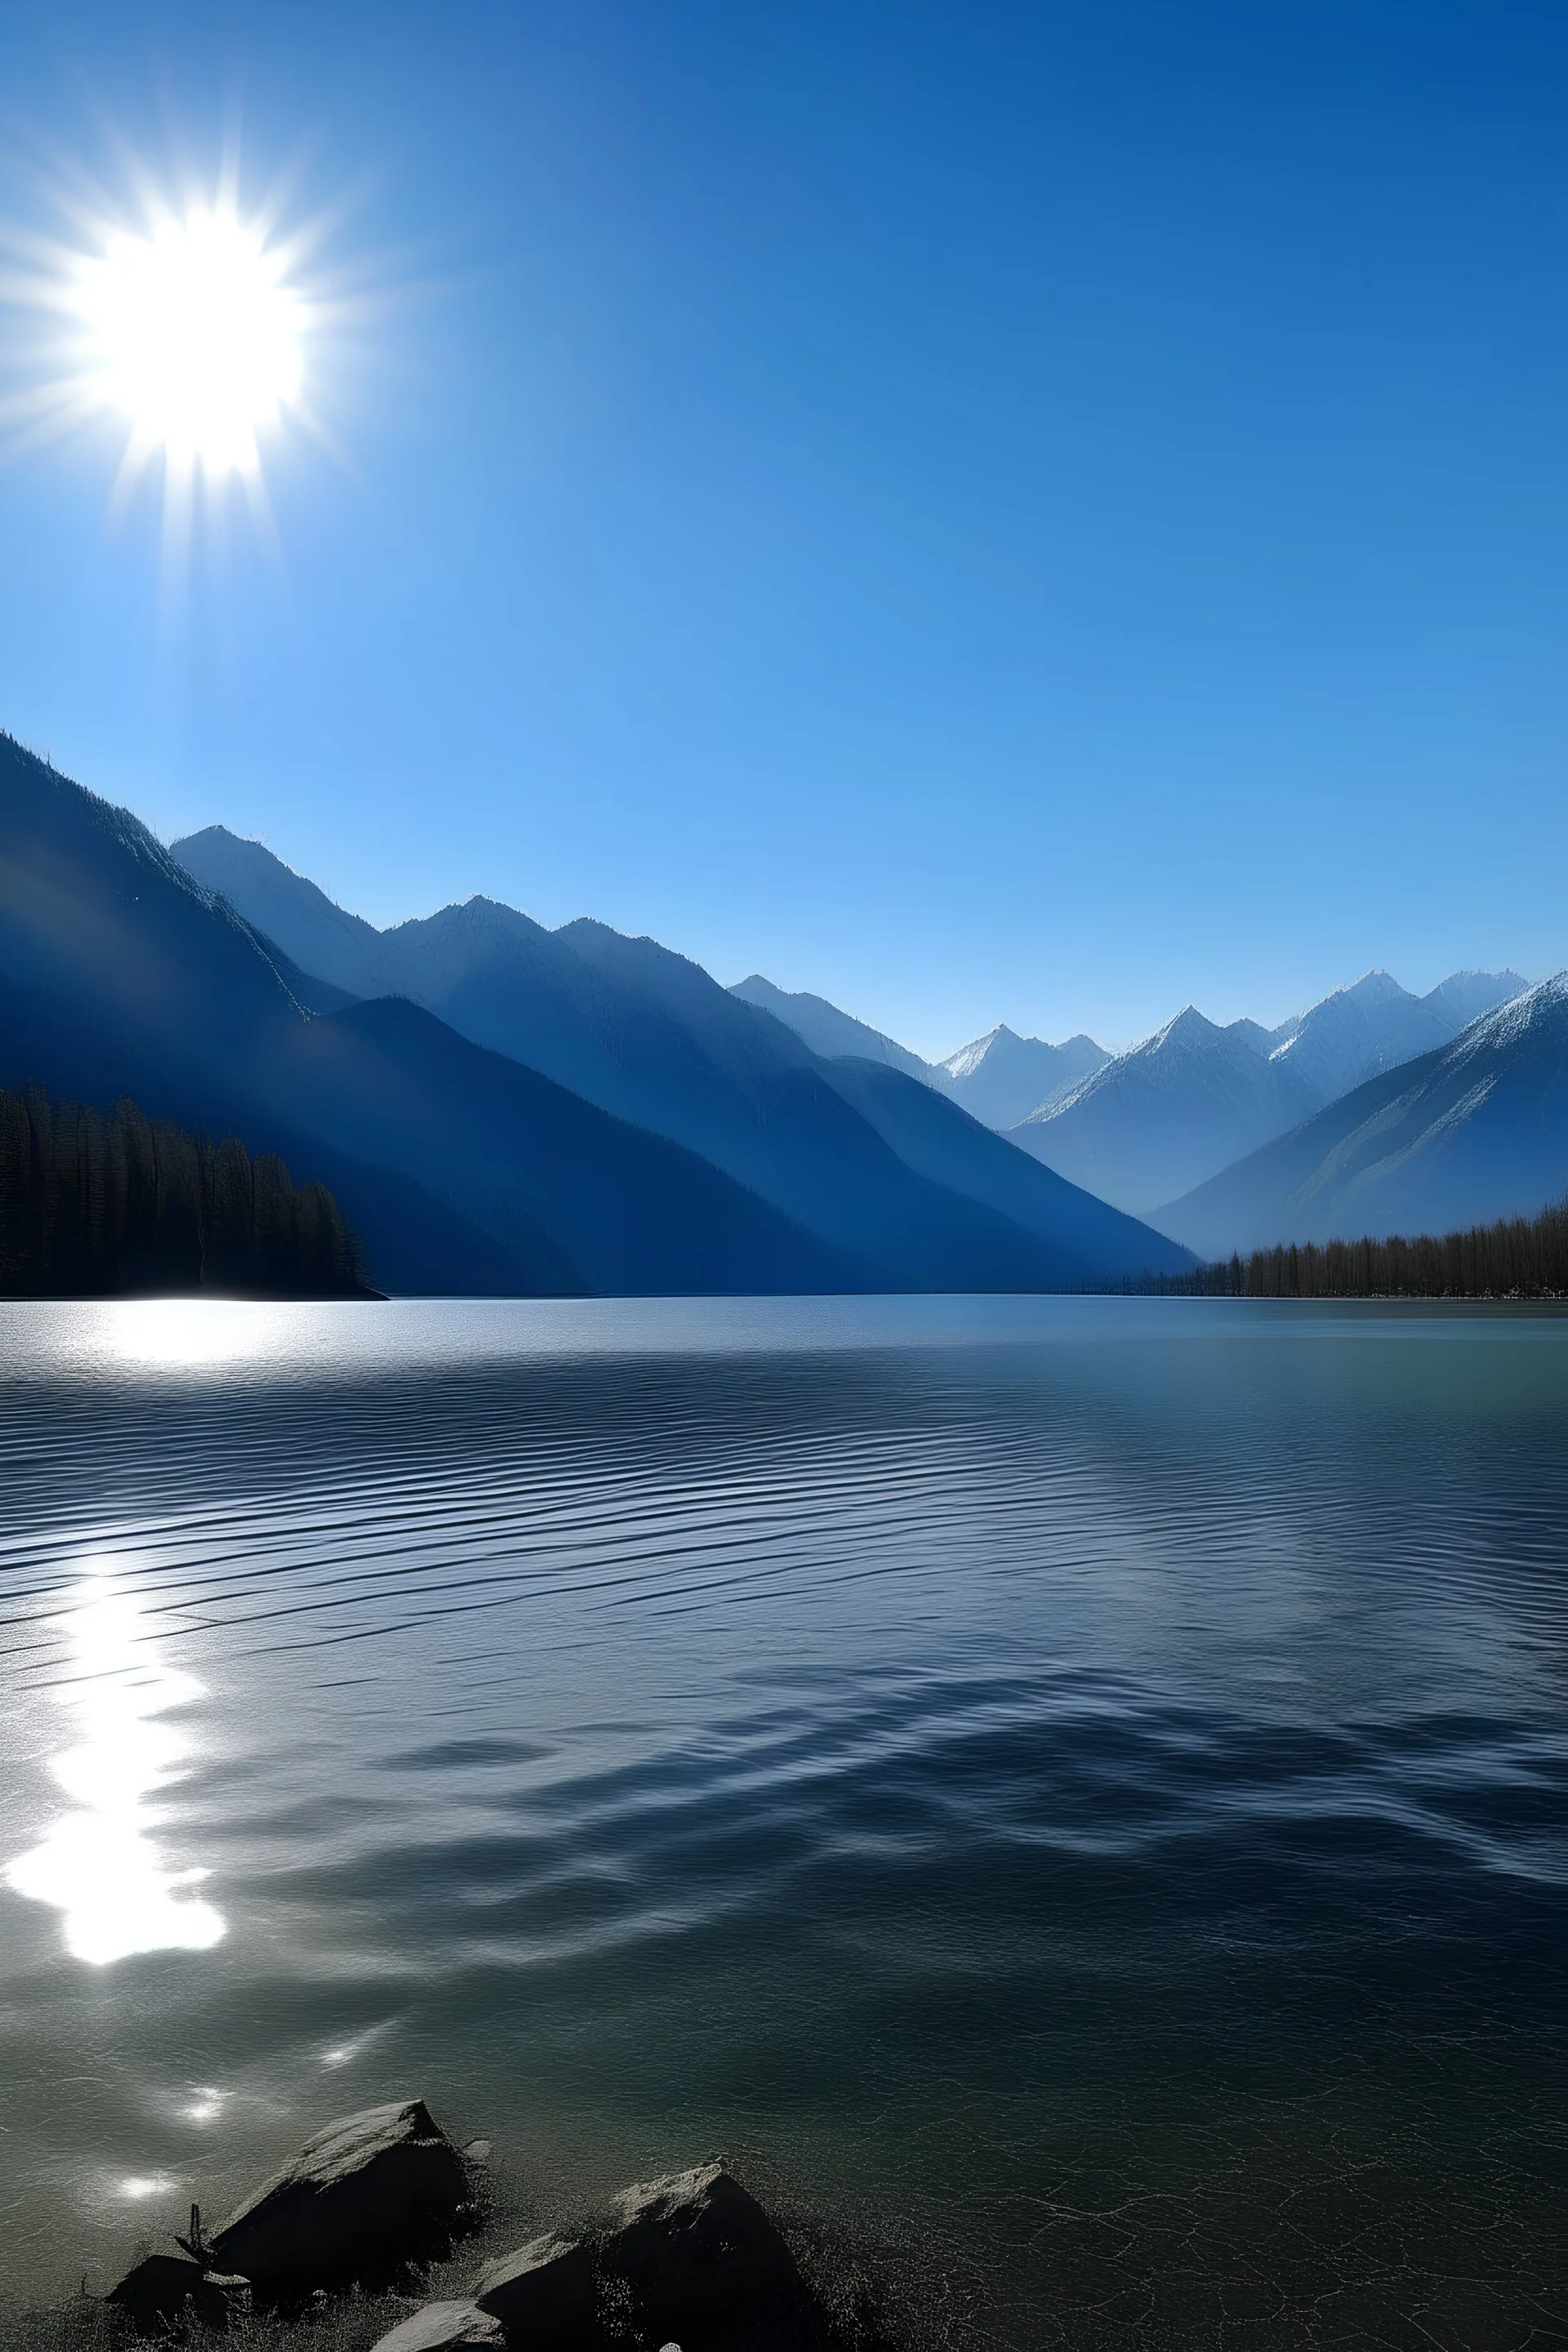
xmin=1 ymin=158 xmax=340 ymax=532
xmin=74 ymin=202 xmax=306 ymax=479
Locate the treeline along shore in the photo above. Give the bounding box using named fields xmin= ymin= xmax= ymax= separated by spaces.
xmin=0 ymin=1085 xmax=372 ymax=1298
xmin=1132 ymin=1196 xmax=1568 ymax=1300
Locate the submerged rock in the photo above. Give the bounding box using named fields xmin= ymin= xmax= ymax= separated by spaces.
xmin=473 ymin=2231 xmax=599 ymax=2341
xmin=369 ymin=2299 xmax=503 ymax=2351
xmin=599 ymin=2163 xmax=825 ymax=2350
xmin=105 ymin=2254 xmax=249 ymax=2332
xmin=207 ymin=2099 xmax=470 ymax=2293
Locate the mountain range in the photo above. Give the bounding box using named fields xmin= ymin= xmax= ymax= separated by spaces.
xmin=724 ymin=963 xmax=1534 ymax=1189
xmin=706 ymin=952 xmax=1566 ymax=1250
xmin=7 ymin=739 xmax=1557 ymax=1290
xmin=728 ymin=973 xmax=931 ymax=1080
xmin=1005 ymin=969 xmax=1530 ymax=1214
xmin=1156 ymin=975 xmax=1568 ymax=1257
xmin=171 ymin=817 xmax=1186 ymax=1290
xmin=934 ymin=1025 xmax=1111 ymax=1129
xmin=728 ymin=980 xmax=1114 ymax=1131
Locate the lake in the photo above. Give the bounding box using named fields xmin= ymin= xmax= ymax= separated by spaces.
xmin=2 ymin=1295 xmax=1566 ymax=2350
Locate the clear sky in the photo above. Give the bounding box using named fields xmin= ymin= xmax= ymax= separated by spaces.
xmin=2 ymin=0 xmax=1566 ymax=1058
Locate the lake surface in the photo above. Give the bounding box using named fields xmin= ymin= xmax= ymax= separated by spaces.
xmin=2 ymin=1295 xmax=1566 ymax=2350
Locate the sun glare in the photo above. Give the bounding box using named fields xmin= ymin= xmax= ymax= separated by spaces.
xmin=0 ymin=155 xmax=341 ymax=537
xmin=76 ymin=203 xmax=305 ymax=478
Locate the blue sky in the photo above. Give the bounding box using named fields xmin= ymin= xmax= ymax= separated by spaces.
xmin=2 ymin=0 xmax=1566 ymax=1056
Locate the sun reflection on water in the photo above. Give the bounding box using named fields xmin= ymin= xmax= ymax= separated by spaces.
xmin=108 ymin=1298 xmax=265 ymax=1366
xmin=5 ymin=1570 xmax=225 ymax=1965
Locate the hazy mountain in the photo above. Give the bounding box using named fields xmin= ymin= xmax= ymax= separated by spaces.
xmin=172 ymin=828 xmax=1186 ymax=1284
xmin=1006 ymin=969 xmax=1532 ymax=1217
xmin=1421 ymin=968 xmax=1528 ymax=1030
xmin=1008 ymin=1008 xmax=1322 ymax=1216
xmin=1258 ymin=967 xmax=1527 ymax=1101
xmin=729 ymin=973 xmax=932 ymax=1080
xmin=551 ymin=916 xmax=1169 ymax=1285
xmin=1226 ymin=1018 xmax=1282 ymax=1056
xmin=261 ymin=996 xmax=856 ymax=1298
xmin=822 ymin=1057 xmax=1193 ymax=1280
xmin=1156 ymin=974 xmax=1568 ymax=1257
xmin=173 ymin=824 xmax=380 ymax=992
xmin=937 ymin=1025 xmax=1111 ymax=1130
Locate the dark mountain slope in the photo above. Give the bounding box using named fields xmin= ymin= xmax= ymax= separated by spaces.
xmin=550 ymin=919 xmax=1127 ymax=1286
xmin=2 ymin=741 xmax=308 ymax=1058
xmin=0 ymin=950 xmax=573 ymax=1298
xmin=1156 ymin=975 xmax=1568 ymax=1257
xmin=0 ymin=737 xmax=853 ymax=1294
xmin=821 ymin=1058 xmax=1193 ymax=1281
xmin=262 ymin=997 xmax=855 ymax=1298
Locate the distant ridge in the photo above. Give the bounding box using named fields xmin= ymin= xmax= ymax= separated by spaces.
xmin=1267 ymin=969 xmax=1460 ymax=1101
xmin=1008 ymin=1006 xmax=1321 ymax=1215
xmin=172 ymin=825 xmax=379 ymax=992
xmin=1154 ymin=973 xmax=1568 ymax=1256
xmin=1009 ymin=968 xmax=1530 ymax=1215
xmin=728 ymin=973 xmax=932 ymax=1080
xmin=1421 ymin=968 xmax=1530 ymax=1030
xmin=936 ymin=1024 xmax=1111 ymax=1130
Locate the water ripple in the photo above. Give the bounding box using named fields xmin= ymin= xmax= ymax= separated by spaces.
xmin=1 ymin=1298 xmax=1566 ymax=2350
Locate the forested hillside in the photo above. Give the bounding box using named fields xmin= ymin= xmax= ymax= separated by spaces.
xmin=0 ymin=1086 xmax=369 ymax=1297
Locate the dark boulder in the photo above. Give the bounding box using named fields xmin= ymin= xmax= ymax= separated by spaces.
xmin=369 ymin=2300 xmax=503 ymax=2351
xmin=474 ymin=2232 xmax=599 ymax=2342
xmin=207 ymin=2099 xmax=470 ymax=2294
xmin=599 ymin=2164 xmax=826 ymax=2350
xmin=105 ymin=2254 xmax=249 ymax=2332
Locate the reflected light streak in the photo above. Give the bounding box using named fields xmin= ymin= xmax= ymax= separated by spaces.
xmin=5 ymin=1570 xmax=225 ymax=1966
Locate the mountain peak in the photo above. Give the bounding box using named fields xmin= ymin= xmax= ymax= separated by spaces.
xmin=1152 ymin=1004 xmax=1225 ymax=1049
xmin=938 ymin=1023 xmax=1111 ymax=1129
xmin=171 ymin=823 xmax=381 ymax=992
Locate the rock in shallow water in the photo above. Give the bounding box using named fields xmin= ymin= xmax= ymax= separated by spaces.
xmin=207 ymin=2099 xmax=470 ymax=2293
xmin=369 ymin=2299 xmax=504 ymax=2351
xmin=599 ymin=2163 xmax=827 ymax=2350
xmin=105 ymin=2254 xmax=250 ymax=2332
xmin=474 ymin=2232 xmax=599 ymax=2340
